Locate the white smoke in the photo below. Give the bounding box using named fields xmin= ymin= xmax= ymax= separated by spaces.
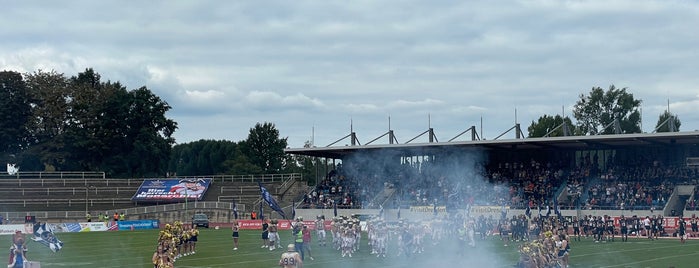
xmin=327 ymin=147 xmax=511 ymax=267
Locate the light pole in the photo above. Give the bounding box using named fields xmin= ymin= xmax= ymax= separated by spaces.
xmin=85 ymin=185 xmax=93 ymax=219
xmin=85 ymin=186 xmax=89 ymax=217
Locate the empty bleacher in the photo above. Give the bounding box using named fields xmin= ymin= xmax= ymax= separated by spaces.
xmin=0 ymin=172 xmax=303 ymax=223
xmin=0 ymin=176 xmax=143 ymax=212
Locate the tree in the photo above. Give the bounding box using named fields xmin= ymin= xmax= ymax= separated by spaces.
xmin=241 ymin=122 xmax=288 ymax=173
xmin=0 ymin=71 xmax=32 ymax=160
xmin=527 ymin=115 xmax=576 ymax=138
xmin=24 ymin=70 xmax=72 ymax=170
xmin=573 ymin=85 xmax=642 ymax=135
xmin=654 ymin=111 xmax=681 ymax=132
xmin=118 ymin=86 xmax=178 ymax=177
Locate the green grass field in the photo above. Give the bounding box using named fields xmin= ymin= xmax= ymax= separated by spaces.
xmin=3 ymin=229 xmax=698 ymax=268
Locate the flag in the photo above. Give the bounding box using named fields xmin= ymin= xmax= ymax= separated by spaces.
xmin=259 ymin=201 xmax=264 ymax=221
xmin=333 ymin=201 xmax=338 ymax=217
xmin=397 ymin=205 xmax=401 ymax=219
xmin=31 ymin=223 xmax=64 ymax=252
xmin=433 ymin=203 xmax=438 ymax=216
xmin=546 ymin=205 xmax=551 ymax=217
xmin=525 ymin=206 xmax=531 ymax=219
xmin=292 ymin=200 xmax=296 ymax=220
xmin=233 ymin=201 xmax=239 ymax=220
xmin=554 ymin=199 xmax=561 ymax=218
xmin=538 ymin=205 xmax=542 ymax=217
xmin=259 ymin=182 xmax=286 ymax=219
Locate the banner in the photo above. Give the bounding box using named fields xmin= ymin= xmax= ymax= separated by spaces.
xmin=410 ymin=206 xmax=447 ymax=213
xmin=470 ymin=205 xmax=510 ymax=216
xmin=235 ymin=220 xmax=332 ymax=230
xmin=132 ymin=178 xmax=212 ymax=202
xmin=117 ymin=220 xmax=160 ymax=230
xmin=612 ymin=216 xmax=688 ymax=228
xmin=0 ymin=224 xmax=33 ymax=235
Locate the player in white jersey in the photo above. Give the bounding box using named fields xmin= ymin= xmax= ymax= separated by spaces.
xmin=269 ymin=220 xmax=280 ymax=250
xmin=279 ymin=244 xmax=303 ymax=268
xmin=465 ymin=217 xmax=476 ymax=247
xmin=430 ymin=219 xmax=443 ymax=245
xmin=341 ymin=228 xmax=355 ymax=257
xmin=352 ymin=221 xmax=361 ymax=252
xmin=375 ymin=223 xmax=388 ymax=258
xmin=315 ymin=215 xmax=326 ymax=247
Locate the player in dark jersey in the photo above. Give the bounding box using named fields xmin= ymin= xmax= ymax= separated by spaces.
xmin=678 ymin=217 xmax=687 ymax=244
xmin=619 ymin=215 xmax=628 ymax=242
xmin=585 ymin=216 xmax=593 ymax=238
xmin=572 ymin=216 xmax=581 ymax=242
xmin=690 ymin=214 xmax=698 ymax=236
xmin=632 ymin=215 xmax=641 ymax=239
xmin=605 ymin=216 xmax=615 ymax=242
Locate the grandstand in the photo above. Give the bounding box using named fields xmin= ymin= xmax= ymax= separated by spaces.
xmin=286 ymin=131 xmax=699 ymax=219
xmin=0 ymin=172 xmax=306 ymax=224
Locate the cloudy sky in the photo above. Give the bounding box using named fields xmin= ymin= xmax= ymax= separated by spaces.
xmin=2 ymin=0 xmax=698 ymax=148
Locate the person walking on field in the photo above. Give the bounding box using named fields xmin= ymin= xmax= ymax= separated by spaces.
xmin=302 ymin=225 xmax=314 ymax=260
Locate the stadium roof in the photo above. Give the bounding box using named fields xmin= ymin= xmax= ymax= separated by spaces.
xmin=284 ymin=131 xmax=699 ymax=159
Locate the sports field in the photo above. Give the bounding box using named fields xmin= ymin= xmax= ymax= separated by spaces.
xmin=2 ymin=228 xmax=697 ymax=267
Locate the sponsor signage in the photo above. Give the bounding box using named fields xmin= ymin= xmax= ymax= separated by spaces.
xmin=0 ymin=224 xmax=33 ymax=235
xmin=117 ymin=220 xmax=160 ymax=230
xmin=409 ymin=206 xmax=447 ymax=213
xmin=132 ymin=178 xmax=212 ymax=202
xmin=235 ymin=220 xmax=332 ymax=230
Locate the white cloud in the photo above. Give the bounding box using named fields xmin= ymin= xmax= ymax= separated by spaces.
xmin=2 ymin=1 xmax=699 ymax=146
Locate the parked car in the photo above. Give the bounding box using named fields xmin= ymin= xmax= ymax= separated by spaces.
xmin=192 ymin=213 xmax=210 ymax=228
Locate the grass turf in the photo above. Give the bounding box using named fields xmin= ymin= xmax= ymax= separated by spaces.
xmin=2 ymin=229 xmax=697 ymax=267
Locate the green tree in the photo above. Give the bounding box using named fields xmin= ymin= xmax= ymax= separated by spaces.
xmin=170 ymin=139 xmax=242 ymax=176
xmin=24 ymin=70 xmax=72 ymax=170
xmin=527 ymin=115 xmax=576 ymax=138
xmin=573 ymin=85 xmax=642 ymax=135
xmin=241 ymin=122 xmax=288 ymax=173
xmin=654 ymin=111 xmax=681 ymax=132
xmin=0 ymin=71 xmax=32 ymax=160
xmin=64 ymin=68 xmax=130 ymax=171
xmin=118 ymin=86 xmax=177 ymax=177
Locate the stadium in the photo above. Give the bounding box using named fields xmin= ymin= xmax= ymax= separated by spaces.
xmin=2 ymin=125 xmax=699 ymax=267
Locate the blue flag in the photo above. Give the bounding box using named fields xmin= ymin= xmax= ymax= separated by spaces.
xmin=259 ymin=182 xmax=286 ymax=219
xmin=525 ymin=206 xmax=531 ymax=219
xmin=233 ymin=201 xmax=239 ymax=220
xmin=259 ymin=201 xmax=264 ymax=221
xmin=333 ymin=201 xmax=338 ymax=217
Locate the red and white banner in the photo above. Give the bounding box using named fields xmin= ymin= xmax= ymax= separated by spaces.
xmin=611 ymin=216 xmax=691 ymax=229
xmin=235 ymin=220 xmax=332 ymax=230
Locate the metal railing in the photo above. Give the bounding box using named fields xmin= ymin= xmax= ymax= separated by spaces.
xmin=0 ymin=171 xmax=105 ymax=180
xmin=177 ymin=173 xmax=301 ymax=184
xmin=0 ymin=201 xmax=244 ymax=223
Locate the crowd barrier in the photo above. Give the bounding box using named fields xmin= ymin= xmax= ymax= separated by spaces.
xmin=0 ymin=219 xmax=160 ymax=235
